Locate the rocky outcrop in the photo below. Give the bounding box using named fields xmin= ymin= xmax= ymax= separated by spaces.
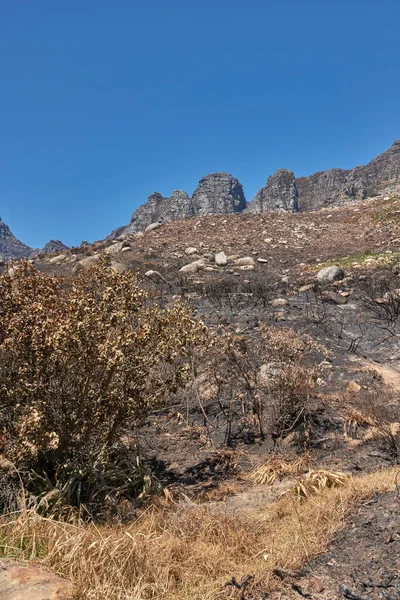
xmin=296 ymin=140 xmax=400 ymax=210
xmin=247 ymin=169 xmax=298 ymax=213
xmin=120 ymin=173 xmax=246 ymax=234
xmin=0 ymin=218 xmax=33 ymax=261
xmin=125 ymin=190 xmax=191 ymax=234
xmin=190 ymin=173 xmax=246 ymax=215
xmin=41 ymin=240 xmax=69 ymax=255
xmin=110 ymin=140 xmax=400 ymax=236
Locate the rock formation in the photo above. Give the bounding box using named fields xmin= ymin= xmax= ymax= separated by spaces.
xmin=190 ymin=172 xmax=246 ymax=215
xmin=296 ymin=140 xmax=400 ymax=210
xmin=41 ymin=239 xmax=69 ymax=254
xmin=121 ymin=173 xmax=246 ymax=234
xmin=125 ymin=190 xmax=191 ymax=234
xmin=0 ymin=218 xmax=33 ymax=261
xmin=247 ymin=169 xmax=298 ymax=213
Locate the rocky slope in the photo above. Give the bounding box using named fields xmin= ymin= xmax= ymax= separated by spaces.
xmin=115 ymin=140 xmax=400 ymax=234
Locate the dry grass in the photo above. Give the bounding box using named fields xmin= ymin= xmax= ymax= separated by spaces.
xmin=0 ymin=467 xmax=397 ymax=599
xmin=249 ymin=453 xmax=311 ymax=486
xmin=288 ymin=469 xmax=348 ymax=500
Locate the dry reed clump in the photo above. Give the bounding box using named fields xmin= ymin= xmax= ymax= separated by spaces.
xmin=288 ymin=469 xmax=349 ymax=500
xmin=249 ymin=453 xmax=311 ymax=486
xmin=0 ymin=467 xmax=397 ymax=600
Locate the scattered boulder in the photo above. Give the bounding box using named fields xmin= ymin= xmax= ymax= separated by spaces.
xmin=76 ymin=255 xmax=100 ymax=270
xmin=105 ymin=242 xmax=125 ymax=255
xmin=317 ymin=265 xmax=345 ymax=284
xmin=215 ymin=251 xmax=228 ymax=266
xmin=145 ymin=223 xmax=162 ymax=233
xmin=185 ymin=247 xmax=198 ymax=255
xmin=0 ymin=559 xmax=73 ymax=600
xmin=49 ymin=254 xmax=66 ymax=264
xmin=234 ymin=257 xmax=256 ymax=267
xmin=179 ymin=262 xmax=199 ymax=274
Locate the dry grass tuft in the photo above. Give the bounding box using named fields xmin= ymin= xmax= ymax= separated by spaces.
xmin=249 ymin=453 xmax=310 ymax=486
xmin=0 ymin=467 xmax=397 ymax=600
xmin=288 ymin=469 xmax=348 ymax=500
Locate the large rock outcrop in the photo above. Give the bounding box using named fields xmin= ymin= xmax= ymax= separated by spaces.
xmin=247 ymin=169 xmax=298 ymax=213
xmin=0 ymin=218 xmax=33 ymax=261
xmin=190 ymin=173 xmax=246 ymax=215
xmin=125 ymin=190 xmax=191 ymax=234
xmin=120 ymin=173 xmax=246 ymax=234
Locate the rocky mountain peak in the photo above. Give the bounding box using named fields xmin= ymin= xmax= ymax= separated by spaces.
xmin=0 ymin=217 xmax=33 ymax=261
xmin=190 ymin=172 xmax=246 ymax=215
xmin=248 ymin=169 xmax=298 ymax=213
xmin=41 ymin=240 xmax=69 ymax=255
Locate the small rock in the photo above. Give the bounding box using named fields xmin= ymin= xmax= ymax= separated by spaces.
xmin=215 ymin=251 xmax=228 ymax=266
xmin=257 ymin=258 xmax=268 ymax=264
xmin=121 ymin=246 xmax=131 ymax=253
xmin=271 ymin=298 xmax=289 ymax=307
xmin=264 ymin=238 xmax=273 ymax=243
xmin=185 ymin=247 xmax=198 ymax=255
xmin=299 ymin=283 xmax=314 ymax=292
xmin=317 ymin=265 xmax=345 ymax=284
xmin=234 ymin=257 xmax=256 ymax=267
xmin=347 ymin=381 xmax=361 ymax=393
xmin=135 ymin=232 xmax=145 ymax=238
xmin=238 ymin=265 xmax=255 ymax=271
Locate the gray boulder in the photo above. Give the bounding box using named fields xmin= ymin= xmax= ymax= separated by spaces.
xmin=317 ymin=265 xmax=345 ymax=283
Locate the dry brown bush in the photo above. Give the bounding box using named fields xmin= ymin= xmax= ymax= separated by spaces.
xmin=0 ymin=260 xmax=207 ymax=512
xmin=186 ymin=324 xmax=319 ymax=445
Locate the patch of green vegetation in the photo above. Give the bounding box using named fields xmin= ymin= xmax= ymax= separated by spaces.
xmin=315 ymin=251 xmax=400 ymax=270
xmin=372 ymin=198 xmax=400 ymax=224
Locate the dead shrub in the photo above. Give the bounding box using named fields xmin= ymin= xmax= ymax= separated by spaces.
xmin=187 ymin=324 xmax=320 ymax=445
xmin=0 ymin=260 xmax=207 ymax=514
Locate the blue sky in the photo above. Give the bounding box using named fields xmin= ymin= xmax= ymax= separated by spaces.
xmin=0 ymin=0 xmax=399 ymax=248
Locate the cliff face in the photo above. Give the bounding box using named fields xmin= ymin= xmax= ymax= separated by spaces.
xmin=0 ymin=219 xmax=33 ymax=261
xmin=190 ymin=173 xmax=246 ymax=215
xmin=295 ymin=140 xmax=400 ymax=211
xmin=247 ymin=169 xmax=298 ymax=213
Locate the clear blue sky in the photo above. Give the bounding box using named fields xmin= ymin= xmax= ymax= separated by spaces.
xmin=1 ymin=0 xmax=399 ymax=248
